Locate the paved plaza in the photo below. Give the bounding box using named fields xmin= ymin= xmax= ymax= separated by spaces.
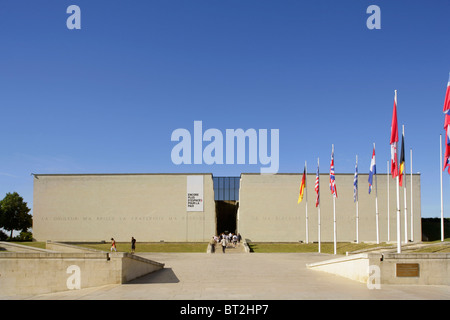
xmin=11 ymin=251 xmax=450 ymax=300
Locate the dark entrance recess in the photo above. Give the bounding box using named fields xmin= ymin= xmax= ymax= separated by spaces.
xmin=213 ymin=177 xmax=240 ymax=235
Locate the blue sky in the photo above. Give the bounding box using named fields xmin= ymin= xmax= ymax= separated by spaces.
xmin=0 ymin=0 xmax=449 ymax=219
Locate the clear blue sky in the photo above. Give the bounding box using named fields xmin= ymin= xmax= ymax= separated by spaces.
xmin=0 ymin=1 xmax=449 ymax=219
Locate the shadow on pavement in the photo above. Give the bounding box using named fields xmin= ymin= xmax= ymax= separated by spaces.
xmin=125 ymin=268 xmax=180 ymax=284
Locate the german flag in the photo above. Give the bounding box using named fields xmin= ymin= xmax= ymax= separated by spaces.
xmin=298 ymin=167 xmax=306 ymax=203
xmin=399 ymin=133 xmax=405 ymax=186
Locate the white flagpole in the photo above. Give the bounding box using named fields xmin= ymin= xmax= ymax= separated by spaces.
xmin=395 ymin=91 xmax=401 ymax=253
xmin=375 ymin=143 xmax=379 ymax=244
xmin=440 ymin=134 xmax=444 ymax=242
xmin=396 ymin=174 xmax=401 ymax=252
xmin=356 ymin=155 xmax=359 ymax=244
xmin=332 ymin=144 xmax=337 ymax=255
xmin=318 ymin=157 xmax=321 ymax=253
xmin=333 ymin=194 xmax=336 ymax=254
xmin=410 ymin=148 xmax=414 ymax=242
xmin=403 ymin=125 xmax=408 ymax=243
xmin=305 ymin=160 xmax=309 ymax=244
xmin=387 ymin=160 xmax=390 ymax=242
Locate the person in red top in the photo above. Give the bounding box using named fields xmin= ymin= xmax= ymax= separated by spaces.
xmin=111 ymin=238 xmax=117 ymax=252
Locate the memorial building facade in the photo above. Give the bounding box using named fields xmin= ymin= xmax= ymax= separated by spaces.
xmin=32 ymin=173 xmax=421 ymax=243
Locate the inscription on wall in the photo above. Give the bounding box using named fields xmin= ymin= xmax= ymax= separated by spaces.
xmin=187 ymin=175 xmax=204 ymax=212
xmin=40 ymin=215 xmax=206 ymax=222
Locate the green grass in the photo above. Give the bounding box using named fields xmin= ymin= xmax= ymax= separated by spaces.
xmin=247 ymin=242 xmax=392 ymax=255
xmin=409 ymin=239 xmax=450 ymax=253
xmin=12 ymin=239 xmax=450 ymax=254
xmin=10 ymin=241 xmax=46 ymax=249
xmin=76 ymin=242 xmax=208 ymax=253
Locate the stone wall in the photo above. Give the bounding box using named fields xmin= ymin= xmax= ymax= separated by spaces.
xmin=238 ymin=173 xmax=421 ymax=243
xmin=0 ymin=242 xmax=164 ymax=297
xmin=33 ymin=174 xmax=215 ymax=242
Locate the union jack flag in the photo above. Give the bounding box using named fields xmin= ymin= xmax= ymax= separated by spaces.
xmin=315 ymin=164 xmax=320 ymax=207
xmin=330 ymin=146 xmax=337 ymax=198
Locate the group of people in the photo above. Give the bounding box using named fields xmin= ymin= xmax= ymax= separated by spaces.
xmin=110 ymin=237 xmax=136 ymax=253
xmin=210 ymin=232 xmax=241 ymax=253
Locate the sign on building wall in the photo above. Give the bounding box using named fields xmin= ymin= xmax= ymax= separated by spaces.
xmin=187 ymin=175 xmax=204 ymax=212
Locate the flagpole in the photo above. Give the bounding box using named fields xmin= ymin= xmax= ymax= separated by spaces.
xmin=305 ymin=160 xmax=309 ymax=244
xmin=356 ymin=154 xmax=359 ymax=244
xmin=332 ymin=144 xmax=337 ymax=255
xmin=317 ymin=157 xmax=321 ymax=253
xmin=402 ymin=125 xmax=408 ymax=243
xmin=333 ymin=193 xmax=336 ymax=254
xmin=396 ymin=176 xmax=401 ymax=252
xmin=410 ymin=148 xmax=414 ymax=242
xmin=374 ymin=143 xmax=379 ymax=244
xmin=440 ymin=134 xmax=444 ymax=242
xmin=387 ymin=160 xmax=390 ymax=242
xmin=395 ymin=90 xmax=401 ymax=253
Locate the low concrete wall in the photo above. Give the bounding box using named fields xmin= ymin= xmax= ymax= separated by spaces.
xmin=0 ymin=241 xmax=54 ymax=253
xmin=380 ymin=253 xmax=450 ymax=285
xmin=307 ymin=253 xmax=376 ymax=284
xmin=307 ymin=253 xmax=450 ymax=285
xmin=45 ymin=241 xmax=105 ymax=253
xmin=0 ymin=242 xmax=164 ymax=297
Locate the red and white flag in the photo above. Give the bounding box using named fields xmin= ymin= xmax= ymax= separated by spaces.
xmin=443 ymin=73 xmax=450 ymax=115
xmin=443 ymin=73 xmax=450 ymax=173
xmin=390 ymin=90 xmax=399 ymax=178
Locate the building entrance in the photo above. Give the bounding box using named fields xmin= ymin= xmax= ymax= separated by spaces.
xmin=213 ymin=177 xmax=240 ymax=235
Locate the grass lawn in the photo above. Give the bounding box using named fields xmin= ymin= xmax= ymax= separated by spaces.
xmin=10 ymin=239 xmax=450 ymax=254
xmin=246 ymin=242 xmax=392 ymax=255
xmin=409 ymin=239 xmax=450 ymax=253
xmin=77 ymin=242 xmax=209 ymax=253
xmin=11 ymin=241 xmax=47 ymax=249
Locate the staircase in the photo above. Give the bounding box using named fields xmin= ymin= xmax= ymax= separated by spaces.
xmin=208 ymin=242 xmax=248 ymax=254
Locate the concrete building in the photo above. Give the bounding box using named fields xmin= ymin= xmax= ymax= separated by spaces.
xmin=32 ymin=172 xmax=421 ymax=243
xmin=238 ymin=173 xmax=421 ymax=243
xmin=33 ymin=174 xmax=216 ymax=242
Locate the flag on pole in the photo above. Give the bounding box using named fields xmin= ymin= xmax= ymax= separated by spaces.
xmin=443 ymin=73 xmax=450 ymax=115
xmin=353 ymin=159 xmax=358 ymax=202
xmin=330 ymin=146 xmax=337 ymax=198
xmin=399 ymin=132 xmax=405 ymax=186
xmin=298 ymin=166 xmax=306 ymax=203
xmin=315 ymin=164 xmax=320 ymax=207
xmin=444 ymin=122 xmax=450 ymax=173
xmin=443 ymin=73 xmax=450 ymax=173
xmin=390 ymin=91 xmax=399 ymax=178
xmin=368 ymin=146 xmax=376 ymax=193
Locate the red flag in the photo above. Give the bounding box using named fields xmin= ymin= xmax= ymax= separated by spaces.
xmin=443 ymin=74 xmax=450 ymax=173
xmin=443 ymin=73 xmax=450 ymax=115
xmin=390 ymin=90 xmax=399 ymax=178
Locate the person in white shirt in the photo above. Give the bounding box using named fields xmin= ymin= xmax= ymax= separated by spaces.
xmin=220 ymin=237 xmax=227 ymax=253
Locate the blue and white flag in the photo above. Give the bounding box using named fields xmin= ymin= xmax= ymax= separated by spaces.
xmin=368 ymin=146 xmax=376 ymax=194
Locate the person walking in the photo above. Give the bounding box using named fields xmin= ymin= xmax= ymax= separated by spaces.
xmin=131 ymin=237 xmax=136 ymax=253
xmin=220 ymin=236 xmax=227 ymax=253
xmin=110 ymin=238 xmax=117 ymax=252
xmin=209 ymin=237 xmax=216 ymax=253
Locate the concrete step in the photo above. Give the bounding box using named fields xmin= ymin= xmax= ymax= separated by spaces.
xmin=209 ymin=243 xmax=246 ymax=254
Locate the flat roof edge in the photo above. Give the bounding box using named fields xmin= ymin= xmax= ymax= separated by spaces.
xmin=32 ymin=173 xmax=214 ymax=177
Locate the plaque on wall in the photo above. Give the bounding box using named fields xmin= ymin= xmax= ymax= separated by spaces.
xmin=396 ymin=263 xmax=420 ymax=277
